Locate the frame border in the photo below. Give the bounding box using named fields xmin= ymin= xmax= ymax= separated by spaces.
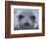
xmin=5 ymin=1 xmax=45 ymax=38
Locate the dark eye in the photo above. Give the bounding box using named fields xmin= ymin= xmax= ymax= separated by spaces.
xmin=31 ymin=16 xmax=35 ymax=20
xmin=19 ymin=15 xmax=24 ymax=20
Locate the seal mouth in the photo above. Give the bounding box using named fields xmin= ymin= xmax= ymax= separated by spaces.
xmin=20 ymin=25 xmax=34 ymax=29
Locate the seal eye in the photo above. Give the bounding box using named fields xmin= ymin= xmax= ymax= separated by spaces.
xmin=19 ymin=15 xmax=24 ymax=20
xmin=31 ymin=16 xmax=35 ymax=20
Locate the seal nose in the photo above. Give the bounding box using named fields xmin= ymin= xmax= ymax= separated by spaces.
xmin=25 ymin=22 xmax=29 ymax=26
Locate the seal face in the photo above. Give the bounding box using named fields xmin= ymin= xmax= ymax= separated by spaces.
xmin=14 ymin=9 xmax=39 ymax=30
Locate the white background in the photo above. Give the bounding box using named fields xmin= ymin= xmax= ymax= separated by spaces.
xmin=11 ymin=5 xmax=42 ymax=34
xmin=0 ymin=0 xmax=46 ymax=39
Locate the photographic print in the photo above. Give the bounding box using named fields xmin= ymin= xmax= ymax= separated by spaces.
xmin=14 ymin=9 xmax=39 ymax=30
xmin=11 ymin=5 xmax=42 ymax=34
xmin=5 ymin=1 xmax=45 ymax=38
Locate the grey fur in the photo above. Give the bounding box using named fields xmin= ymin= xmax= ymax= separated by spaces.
xmin=14 ymin=9 xmax=39 ymax=30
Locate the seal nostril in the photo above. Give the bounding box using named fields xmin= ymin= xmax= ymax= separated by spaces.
xmin=25 ymin=22 xmax=29 ymax=26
